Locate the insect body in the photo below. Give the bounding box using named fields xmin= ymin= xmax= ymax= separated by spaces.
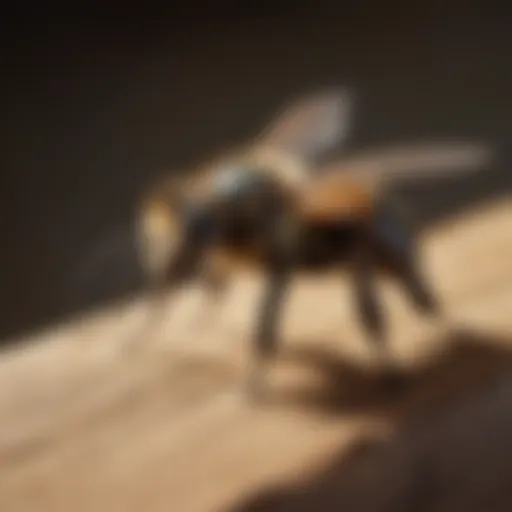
xmin=136 ymin=88 xmax=352 ymax=301
xmin=132 ymin=89 xmax=492 ymax=399
xmin=136 ymin=157 xmax=438 ymax=397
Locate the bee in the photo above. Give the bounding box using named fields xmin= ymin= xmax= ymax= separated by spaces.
xmin=133 ymin=89 xmax=351 ymax=341
xmin=132 ymin=88 xmax=493 ymax=399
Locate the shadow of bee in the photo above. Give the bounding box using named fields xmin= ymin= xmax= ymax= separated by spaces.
xmin=132 ymin=88 xmax=494 ymax=400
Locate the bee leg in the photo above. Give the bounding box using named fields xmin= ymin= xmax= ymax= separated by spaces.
xmin=352 ymin=245 xmax=406 ymax=389
xmin=374 ymin=210 xmax=441 ymax=318
xmin=375 ymin=202 xmax=441 ymax=316
xmin=124 ymin=240 xmax=204 ymax=354
xmin=399 ymin=259 xmax=441 ymax=317
xmin=394 ymin=257 xmax=450 ymax=340
xmin=247 ymin=269 xmax=290 ymax=402
xmin=352 ymin=250 xmax=387 ymax=351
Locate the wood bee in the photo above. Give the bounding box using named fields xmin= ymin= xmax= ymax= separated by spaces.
xmin=133 ymin=88 xmax=493 ymax=399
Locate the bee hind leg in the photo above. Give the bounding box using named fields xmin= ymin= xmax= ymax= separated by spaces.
xmin=399 ymin=259 xmax=441 ymax=317
xmin=373 ymin=209 xmax=441 ymax=318
xmin=351 ymin=244 xmax=408 ymax=390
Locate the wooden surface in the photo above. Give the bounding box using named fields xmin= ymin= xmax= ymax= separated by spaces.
xmin=0 ymin=198 xmax=511 ymax=512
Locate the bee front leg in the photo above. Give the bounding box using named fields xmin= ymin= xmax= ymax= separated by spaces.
xmin=123 ymin=240 xmax=203 ymax=355
xmin=247 ymin=269 xmax=290 ymax=402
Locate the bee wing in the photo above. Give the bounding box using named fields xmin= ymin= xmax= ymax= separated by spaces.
xmin=255 ymin=87 xmax=355 ymax=163
xmin=318 ymin=141 xmax=495 ymax=191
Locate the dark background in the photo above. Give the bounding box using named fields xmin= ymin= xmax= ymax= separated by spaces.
xmin=2 ymin=5 xmax=511 ymax=343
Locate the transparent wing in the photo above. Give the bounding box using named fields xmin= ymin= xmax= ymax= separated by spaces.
xmin=317 ymin=140 xmax=495 ymax=192
xmin=255 ymin=87 xmax=355 ymax=163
